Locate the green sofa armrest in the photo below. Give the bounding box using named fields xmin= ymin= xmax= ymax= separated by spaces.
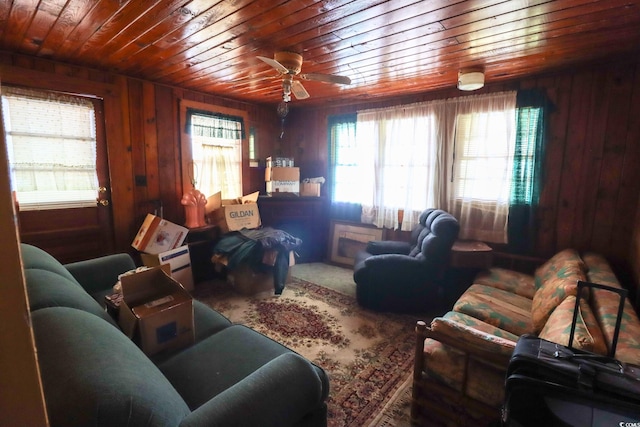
xmin=179 ymin=353 xmax=328 ymax=427
xmin=64 ymin=253 xmax=136 ymax=295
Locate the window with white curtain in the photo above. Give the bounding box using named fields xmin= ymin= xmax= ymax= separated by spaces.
xmin=328 ymin=91 xmax=519 ymax=242
xmin=453 ymin=111 xmax=514 ymax=203
xmin=355 ymin=107 xmax=440 ymax=231
xmin=1 ymin=87 xmax=99 ymax=210
xmin=187 ymin=109 xmax=243 ymax=199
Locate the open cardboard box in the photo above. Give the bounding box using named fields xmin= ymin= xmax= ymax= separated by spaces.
xmin=140 ymin=245 xmax=194 ymax=291
xmin=205 ymin=191 xmax=261 ymax=233
xmin=118 ymin=265 xmax=194 ymax=356
xmin=131 ymin=213 xmax=188 ymax=255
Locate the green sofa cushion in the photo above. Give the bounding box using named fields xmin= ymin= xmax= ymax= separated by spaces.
xmin=32 ymin=307 xmax=191 ymax=427
xmin=21 ymin=243 xmax=80 ymax=285
xmin=159 ymin=324 xmax=329 ymax=411
xmin=64 ymin=252 xmax=136 ymax=295
xmin=25 ymin=268 xmax=116 ymax=326
xmin=192 ymin=300 xmax=232 ymax=341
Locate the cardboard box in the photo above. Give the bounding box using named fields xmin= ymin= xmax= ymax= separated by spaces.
xmin=266 ymin=180 xmax=300 ymax=196
xmin=226 ymin=251 xmax=295 ymax=297
xmin=132 ymin=214 xmax=188 ymax=255
xmin=140 ymin=245 xmax=194 ymax=291
xmin=118 ymin=266 xmax=194 ymax=356
xmin=205 ymin=191 xmax=261 ymax=233
xmin=212 ymin=250 xmax=295 ymax=297
xmin=265 ymin=166 xmax=300 ymax=182
xmin=300 ymin=182 xmax=321 ymax=197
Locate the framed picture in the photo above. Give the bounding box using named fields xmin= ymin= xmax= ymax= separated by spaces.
xmin=329 ymin=221 xmax=384 ymax=267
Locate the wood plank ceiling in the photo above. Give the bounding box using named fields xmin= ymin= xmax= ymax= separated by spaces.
xmin=1 ymin=0 xmax=640 ymax=106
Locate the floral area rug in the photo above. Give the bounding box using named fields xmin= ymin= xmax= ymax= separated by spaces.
xmin=192 ymin=276 xmax=420 ymax=427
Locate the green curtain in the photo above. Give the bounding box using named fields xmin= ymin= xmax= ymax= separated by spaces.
xmin=507 ymin=89 xmax=551 ymax=253
xmin=328 ymin=114 xmax=361 ymax=222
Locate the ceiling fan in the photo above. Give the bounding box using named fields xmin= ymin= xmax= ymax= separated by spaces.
xmin=257 ymin=51 xmax=351 ymax=102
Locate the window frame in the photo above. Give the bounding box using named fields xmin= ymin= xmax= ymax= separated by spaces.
xmin=2 ymin=86 xmax=105 ymax=210
xmin=179 ymin=99 xmax=249 ymax=199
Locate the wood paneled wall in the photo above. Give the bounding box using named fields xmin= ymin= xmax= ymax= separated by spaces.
xmin=2 ymin=50 xmax=640 ymax=297
xmin=282 ymin=55 xmax=640 ymax=294
xmin=0 ymin=52 xmax=281 ymax=257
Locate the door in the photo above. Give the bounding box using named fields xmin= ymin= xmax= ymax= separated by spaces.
xmin=3 ymin=89 xmax=115 ymax=264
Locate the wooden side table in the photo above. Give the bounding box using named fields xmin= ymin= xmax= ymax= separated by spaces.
xmin=186 ymin=224 xmax=220 ymax=283
xmin=443 ymin=240 xmax=493 ymax=306
xmin=450 ymin=240 xmax=493 ymax=269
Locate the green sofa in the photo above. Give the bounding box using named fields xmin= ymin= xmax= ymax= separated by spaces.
xmin=21 ymin=243 xmax=329 ymax=427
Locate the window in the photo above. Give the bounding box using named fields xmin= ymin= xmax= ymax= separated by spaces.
xmin=328 ymin=90 xmax=545 ymax=243
xmin=453 ymin=111 xmax=515 ymax=203
xmin=328 ymin=115 xmax=358 ymax=203
xmin=185 ymin=108 xmax=244 ymax=199
xmin=1 ymin=87 xmax=99 ymax=210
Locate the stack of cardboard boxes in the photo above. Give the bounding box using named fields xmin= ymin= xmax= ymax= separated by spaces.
xmin=265 ymin=156 xmax=300 ymax=196
xmin=264 ymin=156 xmax=321 ymax=197
xmin=131 ymin=213 xmax=194 ymax=291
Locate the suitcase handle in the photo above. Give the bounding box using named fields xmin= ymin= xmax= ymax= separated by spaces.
xmin=569 ymin=280 xmax=627 ymax=358
xmin=553 ymin=351 xmax=624 ymax=374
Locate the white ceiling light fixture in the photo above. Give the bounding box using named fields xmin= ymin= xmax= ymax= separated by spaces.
xmin=457 ymin=70 xmax=485 ymax=91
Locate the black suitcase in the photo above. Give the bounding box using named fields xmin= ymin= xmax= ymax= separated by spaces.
xmin=502 ymin=281 xmax=640 ymax=426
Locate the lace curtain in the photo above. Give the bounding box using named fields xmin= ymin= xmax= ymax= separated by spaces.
xmin=1 ymin=86 xmax=99 ymax=210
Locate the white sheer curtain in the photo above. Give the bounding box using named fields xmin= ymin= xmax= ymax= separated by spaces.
xmin=357 ymin=102 xmax=443 ymax=231
xmin=189 ymin=112 xmax=243 ymax=199
xmin=198 ymin=144 xmax=241 ymax=199
xmin=349 ymin=91 xmax=516 ymax=239
xmin=442 ymin=92 xmax=517 ymax=242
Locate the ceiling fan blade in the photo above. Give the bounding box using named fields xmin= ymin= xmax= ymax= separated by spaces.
xmin=291 ymin=80 xmax=310 ymax=99
xmin=256 ymin=56 xmax=289 ymax=74
xmin=300 ymin=73 xmax=351 ymax=85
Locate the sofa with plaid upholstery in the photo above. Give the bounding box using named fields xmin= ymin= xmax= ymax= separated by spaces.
xmin=410 ymin=248 xmax=640 ymax=426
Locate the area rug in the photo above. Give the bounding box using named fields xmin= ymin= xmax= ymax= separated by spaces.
xmin=192 ymin=276 xmax=421 ymax=427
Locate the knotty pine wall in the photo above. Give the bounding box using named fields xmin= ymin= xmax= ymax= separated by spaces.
xmin=2 ymin=51 xmax=640 ymax=299
xmin=0 ymin=52 xmax=280 ymax=254
xmin=282 ymin=54 xmax=640 ymax=298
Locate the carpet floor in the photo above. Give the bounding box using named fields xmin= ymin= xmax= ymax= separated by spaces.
xmin=193 ymin=262 xmax=429 ymax=426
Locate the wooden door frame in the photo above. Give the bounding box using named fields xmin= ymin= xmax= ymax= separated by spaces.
xmin=0 ymin=76 xmax=49 ymax=426
xmin=0 ymin=65 xmax=133 ymax=252
xmin=178 ymin=99 xmax=251 ymax=198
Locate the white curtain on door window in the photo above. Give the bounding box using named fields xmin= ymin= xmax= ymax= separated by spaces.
xmin=356 ymin=101 xmax=444 ymax=231
xmin=1 ymin=86 xmax=99 ymax=210
xmin=442 ymin=92 xmax=517 ymax=242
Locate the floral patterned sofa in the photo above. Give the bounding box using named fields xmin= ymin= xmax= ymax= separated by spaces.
xmin=411 ymin=249 xmax=640 ymax=426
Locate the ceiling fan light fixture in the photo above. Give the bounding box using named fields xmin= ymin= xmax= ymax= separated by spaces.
xmin=457 ymin=70 xmax=484 ymax=91
xmin=282 ymin=77 xmax=292 ymax=102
